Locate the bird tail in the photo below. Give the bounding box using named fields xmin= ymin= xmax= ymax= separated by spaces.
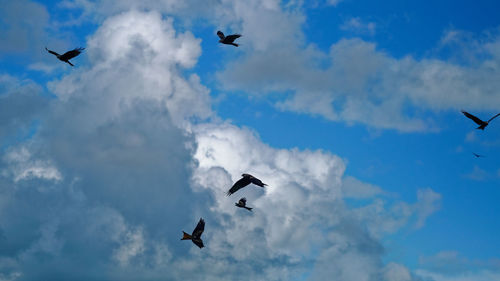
xmin=66 ymin=61 xmax=74 ymax=67
xmin=244 ymin=206 xmax=253 ymax=211
xmin=477 ymin=125 xmax=486 ymax=130
xmin=181 ymin=231 xmax=192 ymax=240
xmin=230 ymin=43 xmax=239 ymax=47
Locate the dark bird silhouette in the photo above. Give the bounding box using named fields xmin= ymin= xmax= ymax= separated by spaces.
xmin=217 ymin=31 xmax=241 ymax=47
xmin=461 ymin=110 xmax=500 ymax=130
xmin=45 ymin=47 xmax=85 ymax=66
xmin=472 ymin=152 xmax=484 ymax=158
xmin=235 ymin=197 xmax=253 ymax=211
xmin=181 ymin=218 xmax=205 ymax=249
xmin=227 ymin=173 xmax=267 ymax=196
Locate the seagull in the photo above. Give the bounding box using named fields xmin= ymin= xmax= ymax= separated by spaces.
xmin=181 ymin=218 xmax=205 ymax=249
xmin=217 ymin=31 xmax=241 ymax=47
xmin=45 ymin=47 xmax=85 ymax=66
xmin=227 ymin=174 xmax=267 ymax=196
xmin=235 ymin=198 xmax=253 ymax=211
xmin=461 ymin=110 xmax=500 ymax=130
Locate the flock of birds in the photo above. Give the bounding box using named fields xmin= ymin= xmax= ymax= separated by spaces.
xmin=45 ymin=30 xmax=498 ymax=249
xmin=181 ymin=173 xmax=266 ymax=248
xmin=461 ymin=110 xmax=500 ymax=158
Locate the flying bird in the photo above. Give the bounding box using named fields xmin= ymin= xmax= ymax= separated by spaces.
xmin=472 ymin=152 xmax=484 ymax=158
xmin=45 ymin=47 xmax=85 ymax=66
xmin=235 ymin=198 xmax=253 ymax=211
xmin=461 ymin=110 xmax=500 ymax=130
xmin=217 ymin=31 xmax=241 ymax=47
xmin=227 ymin=174 xmax=267 ymax=196
xmin=181 ymin=218 xmax=205 ymax=249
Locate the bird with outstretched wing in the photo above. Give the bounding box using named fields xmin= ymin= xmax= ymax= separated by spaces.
xmin=227 ymin=174 xmax=267 ymax=196
xmin=461 ymin=110 xmax=500 ymax=130
xmin=46 ymin=47 xmax=85 ymax=66
xmin=235 ymin=197 xmax=253 ymax=211
xmin=181 ymin=218 xmax=205 ymax=248
xmin=217 ymin=30 xmax=242 ymax=47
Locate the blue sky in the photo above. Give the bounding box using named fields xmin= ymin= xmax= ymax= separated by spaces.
xmin=1 ymin=0 xmax=500 ymax=280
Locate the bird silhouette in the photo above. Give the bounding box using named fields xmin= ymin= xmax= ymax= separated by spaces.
xmin=45 ymin=47 xmax=85 ymax=66
xmin=235 ymin=197 xmax=253 ymax=211
xmin=217 ymin=31 xmax=241 ymax=47
xmin=461 ymin=110 xmax=500 ymax=130
xmin=227 ymin=174 xmax=267 ymax=196
xmin=472 ymin=152 xmax=484 ymax=158
xmin=181 ymin=218 xmax=205 ymax=248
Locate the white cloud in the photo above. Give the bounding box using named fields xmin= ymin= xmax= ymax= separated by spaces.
xmin=0 ymin=75 xmax=47 ymax=143
xmin=2 ymin=147 xmax=62 ymax=183
xmin=341 ymin=176 xmax=384 ymax=199
xmin=416 ymin=270 xmax=500 ymax=281
xmin=0 ymin=4 xmax=453 ymax=281
xmin=464 ymin=165 xmax=489 ymax=181
xmin=113 ymin=227 xmax=145 ymax=266
xmin=215 ymin=14 xmax=500 ymax=132
xmin=57 ymin=0 xmax=500 ymax=132
xmin=340 ymin=17 xmax=376 ymax=35
xmin=192 ymin=122 xmax=439 ymax=280
xmin=47 ymin=10 xmax=211 ymax=127
xmin=414 ymin=188 xmax=442 ymax=229
xmin=418 ymin=250 xmax=500 ymax=277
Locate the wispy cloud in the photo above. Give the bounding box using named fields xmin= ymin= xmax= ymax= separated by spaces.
xmin=340 ymin=17 xmax=376 ymax=35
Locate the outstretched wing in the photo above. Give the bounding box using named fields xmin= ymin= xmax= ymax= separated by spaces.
xmin=217 ymin=31 xmax=225 ymax=40
xmin=462 ymin=110 xmax=485 ymax=126
xmin=487 ymin=113 xmax=500 ymax=123
xmin=225 ymin=34 xmax=241 ymax=42
xmin=59 ymin=47 xmax=85 ymax=61
xmin=250 ymin=176 xmax=267 ymax=187
xmin=192 ymin=239 xmax=204 ymax=248
xmin=192 ymin=218 xmax=205 ymax=238
xmin=45 ymin=47 xmax=60 ymax=57
xmin=227 ymin=177 xmax=251 ymax=196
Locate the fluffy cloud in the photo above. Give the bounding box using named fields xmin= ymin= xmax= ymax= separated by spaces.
xmin=0 ymin=75 xmax=47 ymax=145
xmin=0 ymin=5 xmax=447 ymax=281
xmin=192 ymin=122 xmax=439 ymax=280
xmin=218 ymin=33 xmax=500 ymax=132
xmin=42 ymin=0 xmax=500 ymax=132
xmin=0 ymin=10 xmax=211 ymax=281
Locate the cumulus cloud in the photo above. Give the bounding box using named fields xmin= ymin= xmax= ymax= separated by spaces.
xmin=219 ymin=33 xmax=500 ymax=132
xmin=47 ymin=10 xmax=211 ymax=126
xmin=192 ymin=122 xmax=439 ymax=280
xmin=0 ymin=3 xmax=448 ymax=281
xmin=0 ymin=75 xmax=47 ymax=145
xmin=57 ymin=0 xmax=500 ymax=132
xmin=0 ymin=10 xmax=211 ymax=280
